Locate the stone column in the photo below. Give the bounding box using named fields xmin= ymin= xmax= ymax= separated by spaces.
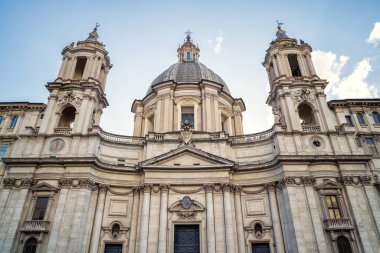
xmin=39 ymin=93 xmax=58 ymax=134
xmin=221 ymin=183 xmax=236 ymax=253
xmin=233 ymin=110 xmax=243 ymax=135
xmin=81 ymin=96 xmax=96 ymax=134
xmin=205 ymin=92 xmax=213 ymax=132
xmin=274 ymin=55 xmax=284 ymax=76
xmin=138 ymin=184 xmax=152 ymax=253
xmin=271 ymin=56 xmax=279 ymax=77
xmin=204 ymin=184 xmax=216 ymax=253
xmin=74 ymin=92 xmax=90 ymax=134
xmin=306 ymin=54 xmax=316 ymax=76
xmin=266 ymin=183 xmax=285 ymax=253
xmin=233 ymin=186 xmax=246 ymax=253
xmin=133 ymin=108 xmax=144 ymax=137
xmin=89 ymin=184 xmax=108 ymax=253
xmin=158 ymin=184 xmax=169 ymax=253
xmin=128 ymin=187 xmax=141 ymax=253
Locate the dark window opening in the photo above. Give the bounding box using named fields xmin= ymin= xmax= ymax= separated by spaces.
xmin=23 ymin=238 xmax=37 ymax=253
xmin=58 ymin=107 xmax=76 ymax=128
xmin=337 ymin=236 xmax=353 ymax=253
xmin=0 ymin=144 xmax=9 ymax=159
xmin=187 ymin=52 xmax=191 ymax=61
xmin=10 ymin=116 xmax=18 ymax=128
xmin=325 ymin=195 xmax=342 ymax=219
xmin=73 ymin=57 xmax=87 ymax=80
xmin=32 ymin=197 xmax=49 ymax=220
xmin=365 ymin=137 xmax=378 ymax=156
xmin=355 ymin=137 xmax=362 ymax=147
xmin=288 ymin=54 xmax=302 ymax=77
xmin=254 ymin=223 xmax=263 ymax=238
xmin=345 ymin=115 xmax=354 ymax=126
xmin=111 ymin=224 xmax=121 ymax=239
xmin=181 ymin=107 xmax=194 ymax=129
xmin=298 ymin=103 xmax=315 ymax=125
xmin=372 ymin=112 xmax=380 ymax=124
xmin=0 ymin=115 xmax=3 ymax=125
xmin=357 ymin=113 xmax=366 ymax=125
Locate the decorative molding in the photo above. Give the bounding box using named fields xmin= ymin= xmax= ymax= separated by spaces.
xmin=2 ymin=177 xmax=16 ymax=188
xmin=79 ymin=178 xmax=97 ymax=190
xmin=292 ymin=88 xmax=316 ymax=104
xmin=169 ymin=196 xmax=205 ymax=219
xmin=170 ymin=186 xmax=204 ymax=194
xmin=58 ymin=178 xmax=73 ymax=188
xmin=203 ymin=184 xmax=214 ymax=193
xmin=1 ymin=177 xmax=36 ymax=189
xmin=358 ymin=175 xmax=372 ymax=185
xmin=265 ymin=182 xmax=277 ymax=192
xmin=301 ymin=176 xmax=316 ymax=186
xmin=159 ymin=184 xmax=170 ymax=192
xmin=57 ymin=91 xmax=82 ymax=108
xmin=221 ymin=183 xmax=233 ymax=192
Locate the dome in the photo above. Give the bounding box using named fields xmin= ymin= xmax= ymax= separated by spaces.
xmin=148 ymin=61 xmax=230 ymax=95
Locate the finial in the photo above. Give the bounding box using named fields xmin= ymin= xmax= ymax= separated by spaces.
xmin=276 ymin=20 xmax=284 ymax=30
xmin=94 ymin=22 xmax=100 ymax=31
xmin=185 ymin=29 xmax=192 ymax=42
xmin=86 ymin=23 xmax=100 ymax=42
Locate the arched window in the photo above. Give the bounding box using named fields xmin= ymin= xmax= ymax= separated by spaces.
xmin=111 ymin=223 xmax=121 ymax=239
xmin=372 ymin=112 xmax=380 ymax=124
xmin=58 ymin=106 xmax=76 ymax=128
xmin=23 ymin=238 xmax=37 ymax=253
xmin=254 ymin=223 xmax=263 ymax=238
xmin=337 ymin=236 xmax=353 ymax=253
xmin=10 ymin=116 xmax=18 ymax=128
xmin=298 ymin=103 xmax=315 ymax=125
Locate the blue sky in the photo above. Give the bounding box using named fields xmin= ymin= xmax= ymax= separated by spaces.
xmin=0 ymin=0 xmax=379 ymax=134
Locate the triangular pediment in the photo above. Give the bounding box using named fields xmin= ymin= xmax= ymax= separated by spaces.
xmin=139 ymin=146 xmax=235 ymax=169
xmin=31 ymin=182 xmax=59 ymax=192
xmin=316 ymin=179 xmax=342 ymax=190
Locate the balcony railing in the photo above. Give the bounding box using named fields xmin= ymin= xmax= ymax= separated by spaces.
xmin=54 ymin=127 xmax=72 ymax=135
xmin=20 ymin=220 xmax=50 ymax=233
xmin=99 ymin=130 xmax=144 ymax=145
xmin=230 ymin=128 xmax=275 ymax=144
xmin=302 ymin=125 xmax=321 ymax=132
xmin=324 ymin=218 xmax=354 ymax=230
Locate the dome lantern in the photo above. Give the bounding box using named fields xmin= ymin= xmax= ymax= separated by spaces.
xmin=177 ymin=30 xmax=200 ymax=62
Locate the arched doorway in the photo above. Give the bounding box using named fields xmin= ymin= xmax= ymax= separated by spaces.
xmin=337 ymin=236 xmax=353 ymax=253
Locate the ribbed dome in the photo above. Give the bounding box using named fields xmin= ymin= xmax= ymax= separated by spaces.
xmin=147 ymin=61 xmax=230 ymax=95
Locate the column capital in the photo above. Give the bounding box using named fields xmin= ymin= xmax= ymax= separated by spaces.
xmin=301 ymin=176 xmax=316 ymax=186
xmin=140 ymin=183 xmax=153 ymax=193
xmin=58 ymin=178 xmax=73 ymax=188
xmin=265 ymin=182 xmax=277 ymax=192
xmin=79 ymin=178 xmax=97 ymax=191
xmin=203 ymin=184 xmax=214 ymax=193
xmin=221 ymin=183 xmax=233 ymax=192
xmin=159 ymin=184 xmax=170 ymax=192
xmin=98 ymin=184 xmax=109 ymax=193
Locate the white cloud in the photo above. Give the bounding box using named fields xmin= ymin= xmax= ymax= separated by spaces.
xmin=311 ymin=50 xmax=348 ymax=93
xmin=367 ymin=22 xmax=380 ymax=44
xmin=214 ymin=31 xmax=224 ymax=54
xmin=312 ymin=50 xmax=378 ymax=99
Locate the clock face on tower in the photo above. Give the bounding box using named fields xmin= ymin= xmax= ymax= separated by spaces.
xmin=49 ymin=138 xmax=65 ymax=153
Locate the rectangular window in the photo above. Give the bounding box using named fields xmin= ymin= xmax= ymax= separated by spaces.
xmin=0 ymin=115 xmax=3 ymax=126
xmin=32 ymin=197 xmax=49 ymax=220
xmin=73 ymin=57 xmax=87 ymax=80
xmin=181 ymin=106 xmax=194 ymax=129
xmin=355 ymin=137 xmax=362 ymax=147
xmin=325 ymin=195 xmax=342 ymax=219
xmin=357 ymin=113 xmax=366 ymax=125
xmin=345 ymin=115 xmax=354 ymax=126
xmin=252 ymin=243 xmax=270 ymax=253
xmin=365 ymin=137 xmax=378 ymax=156
xmin=10 ymin=116 xmax=18 ymax=128
xmin=104 ymin=244 xmax=122 ymax=253
xmin=288 ymin=54 xmax=302 ymax=77
xmin=0 ymin=144 xmax=9 ymax=159
xmin=174 ymin=225 xmax=200 ymax=253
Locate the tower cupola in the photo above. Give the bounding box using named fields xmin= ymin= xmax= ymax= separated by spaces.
xmin=177 ymin=31 xmax=200 ymax=62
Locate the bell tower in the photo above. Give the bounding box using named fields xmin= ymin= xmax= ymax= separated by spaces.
xmin=264 ymin=23 xmax=335 ymax=132
xmin=39 ymin=25 xmax=112 ymax=135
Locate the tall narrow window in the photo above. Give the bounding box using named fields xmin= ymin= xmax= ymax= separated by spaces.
xmin=345 ymin=115 xmax=354 ymax=126
xmin=73 ymin=57 xmax=87 ymax=80
xmin=0 ymin=144 xmax=9 ymax=159
xmin=10 ymin=116 xmax=18 ymax=128
xmin=32 ymin=197 xmax=49 ymax=220
xmin=288 ymin=54 xmax=302 ymax=77
xmin=325 ymin=195 xmax=342 ymax=219
xmin=186 ymin=52 xmax=191 ymax=61
xmin=365 ymin=138 xmax=378 ymax=156
xmin=181 ymin=106 xmax=194 ymax=128
xmin=372 ymin=112 xmax=380 ymax=124
xmin=356 ymin=113 xmax=366 ymax=125
xmin=23 ymin=238 xmax=37 ymax=253
xmin=0 ymin=115 xmax=3 ymax=126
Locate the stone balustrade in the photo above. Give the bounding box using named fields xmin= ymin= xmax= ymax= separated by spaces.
xmin=99 ymin=129 xmax=144 ymax=144
xmin=302 ymin=125 xmax=321 ymax=132
xmin=21 ymin=220 xmax=50 ymax=233
xmin=54 ymin=127 xmax=72 ymax=135
xmin=230 ymin=128 xmax=275 ymax=144
xmin=324 ymin=218 xmax=354 ymax=230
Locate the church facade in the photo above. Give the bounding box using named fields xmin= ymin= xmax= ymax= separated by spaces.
xmin=0 ymin=26 xmax=380 ymax=253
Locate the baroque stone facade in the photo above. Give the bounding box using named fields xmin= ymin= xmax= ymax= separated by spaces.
xmin=0 ymin=25 xmax=380 ymax=253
